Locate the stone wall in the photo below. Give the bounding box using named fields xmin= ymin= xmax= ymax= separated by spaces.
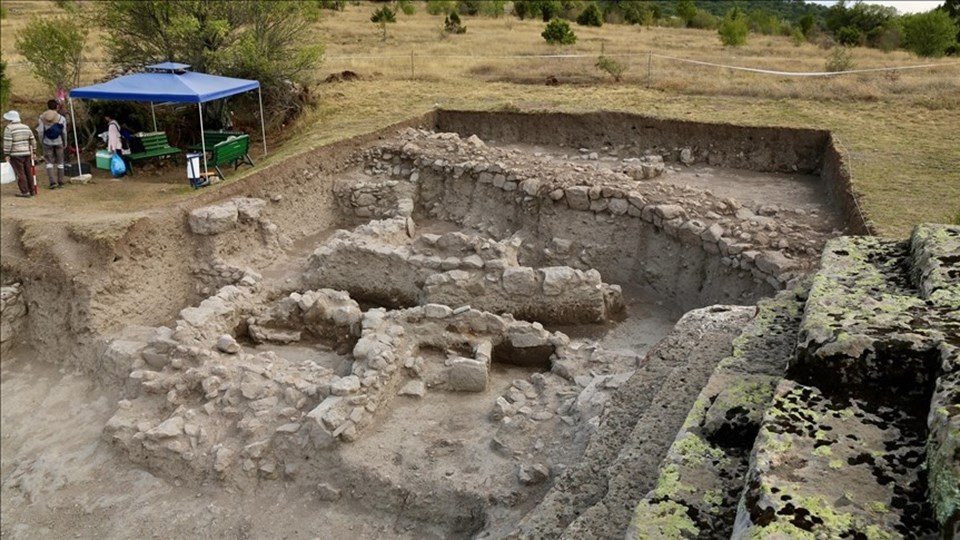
xmin=304 ymin=217 xmax=625 ymax=324
xmin=0 ymin=283 xmax=27 ymax=354
xmin=337 ymin=129 xmax=839 ymax=311
xmin=434 ymin=110 xmax=829 ymax=174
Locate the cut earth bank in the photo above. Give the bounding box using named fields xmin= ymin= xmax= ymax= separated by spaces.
xmin=1 ymin=110 xmax=956 ymax=540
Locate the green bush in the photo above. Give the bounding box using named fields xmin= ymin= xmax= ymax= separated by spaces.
xmin=474 ymin=0 xmax=506 ymax=17
xmin=825 ymin=46 xmax=854 ymax=72
xmin=542 ymin=18 xmax=576 ymax=45
xmin=100 ymin=1 xmax=323 ymax=129
xmin=595 ymin=54 xmax=625 ymax=82
xmin=902 ymin=10 xmax=959 ymax=58
xmin=0 ymin=61 xmax=11 ymax=113
xmin=791 ymin=28 xmax=806 ymax=47
xmin=444 ymin=11 xmax=466 ymax=34
xmin=426 ymin=0 xmax=453 ymax=15
xmin=15 ymin=15 xmax=87 ymax=92
xmin=690 ymin=9 xmax=718 ymax=30
xmin=676 ymin=0 xmax=696 ymax=27
xmin=718 ymin=8 xmax=748 ymax=47
xmin=836 ymin=26 xmax=863 ymax=46
xmin=371 ymin=5 xmax=397 ymax=40
xmin=623 ymin=3 xmax=653 ymax=26
xmin=576 ymin=3 xmax=602 ymax=27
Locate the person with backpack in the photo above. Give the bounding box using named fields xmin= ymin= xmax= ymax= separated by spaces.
xmin=37 ymin=99 xmax=67 ymax=189
xmin=3 ymin=110 xmax=37 ymax=198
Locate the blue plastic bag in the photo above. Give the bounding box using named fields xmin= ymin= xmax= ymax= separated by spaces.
xmin=110 ymin=152 xmax=126 ymax=177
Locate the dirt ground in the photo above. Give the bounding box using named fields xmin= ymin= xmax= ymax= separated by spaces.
xmin=0 ymin=122 xmax=846 ymax=539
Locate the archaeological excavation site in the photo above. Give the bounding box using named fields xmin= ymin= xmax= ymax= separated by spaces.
xmin=1 ymin=110 xmax=957 ymax=539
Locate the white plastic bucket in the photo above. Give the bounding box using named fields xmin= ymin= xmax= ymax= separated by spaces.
xmin=186 ymin=152 xmax=203 ymax=181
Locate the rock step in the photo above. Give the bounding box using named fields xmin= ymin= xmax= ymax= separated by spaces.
xmin=508 ymin=305 xmax=755 ymax=540
xmin=732 ymin=378 xmax=939 ymax=538
xmin=909 ymin=224 xmax=960 ymax=534
xmin=625 ymin=286 xmax=806 ymax=540
xmin=734 ymin=225 xmax=959 ymax=539
xmin=792 ymin=235 xmax=943 ymax=399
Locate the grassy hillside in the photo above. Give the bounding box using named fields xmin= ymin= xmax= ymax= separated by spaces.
xmin=1 ymin=0 xmax=958 ymax=236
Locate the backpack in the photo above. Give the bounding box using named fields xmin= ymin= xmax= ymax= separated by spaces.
xmin=109 ymin=120 xmax=131 ymax=150
xmin=44 ymin=117 xmax=64 ymax=140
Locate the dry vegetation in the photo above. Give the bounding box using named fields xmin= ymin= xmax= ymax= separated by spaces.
xmin=2 ymin=0 xmax=958 ymax=237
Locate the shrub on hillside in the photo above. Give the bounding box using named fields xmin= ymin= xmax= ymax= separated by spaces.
xmin=837 ymin=26 xmax=863 ymax=46
xmin=542 ymin=18 xmax=577 ymax=45
xmin=426 ymin=0 xmax=453 ymax=15
xmin=791 ymin=28 xmax=806 ymax=47
xmin=14 ymin=15 xmax=86 ymax=93
xmin=825 ymin=46 xmax=855 ymax=72
xmin=690 ymin=9 xmax=718 ymax=30
xmin=577 ymin=3 xmax=602 ymax=27
xmin=595 ymin=55 xmax=625 ymax=82
xmin=100 ymin=1 xmax=323 ymax=130
xmin=0 ymin=61 xmax=11 ymax=113
xmin=474 ymin=0 xmax=506 ymax=18
xmin=371 ymin=5 xmax=397 ymax=40
xmin=718 ymin=8 xmax=748 ymax=47
xmin=676 ymin=0 xmax=696 ymax=27
xmin=444 ymin=11 xmax=466 ymax=34
xmin=902 ymin=10 xmax=959 ymax=57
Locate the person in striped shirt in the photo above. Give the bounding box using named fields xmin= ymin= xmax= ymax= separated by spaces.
xmin=3 ymin=110 xmax=37 ymax=197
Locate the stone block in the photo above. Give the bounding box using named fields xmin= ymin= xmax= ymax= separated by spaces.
xmin=189 ymin=203 xmax=239 ymax=235
xmin=448 ymin=358 xmax=488 ymax=392
xmin=502 ymin=267 xmax=538 ymax=296
xmin=565 ymin=186 xmax=591 ymax=210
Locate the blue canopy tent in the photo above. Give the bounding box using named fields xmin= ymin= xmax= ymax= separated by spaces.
xmin=68 ymin=63 xmax=266 ymax=179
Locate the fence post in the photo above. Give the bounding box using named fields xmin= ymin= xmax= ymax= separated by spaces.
xmin=647 ymin=51 xmax=653 ymax=84
xmin=410 ymin=51 xmax=415 ymax=78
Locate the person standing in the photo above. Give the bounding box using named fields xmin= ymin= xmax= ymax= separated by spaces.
xmin=104 ymin=112 xmax=128 ymax=178
xmin=3 ymin=110 xmax=37 ymax=198
xmin=38 ymin=99 xmax=67 ymax=188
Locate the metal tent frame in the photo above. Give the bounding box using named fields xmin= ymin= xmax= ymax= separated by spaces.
xmin=68 ymin=63 xmax=267 ymax=181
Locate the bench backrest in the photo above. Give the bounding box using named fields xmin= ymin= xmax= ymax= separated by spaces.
xmin=210 ymin=135 xmax=250 ymax=165
xmin=203 ymin=130 xmax=245 ymax=146
xmin=138 ymin=133 xmax=172 ymax=151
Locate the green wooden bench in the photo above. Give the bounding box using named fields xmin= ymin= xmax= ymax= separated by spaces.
xmin=127 ymin=132 xmax=181 ymax=169
xmin=189 ymin=134 xmax=255 ymax=187
xmin=186 ymin=130 xmax=246 ymax=152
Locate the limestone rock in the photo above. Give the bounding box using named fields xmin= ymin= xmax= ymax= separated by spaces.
xmin=449 ymin=358 xmax=488 ymax=392
xmin=189 ymin=203 xmax=239 ymax=235
xmin=216 ymin=334 xmax=241 ymax=354
xmin=398 ymin=380 xmax=426 ymax=397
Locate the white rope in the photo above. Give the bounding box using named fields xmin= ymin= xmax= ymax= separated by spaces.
xmin=321 ymin=52 xmax=958 ymax=77
xmin=647 ymin=53 xmax=955 ymax=77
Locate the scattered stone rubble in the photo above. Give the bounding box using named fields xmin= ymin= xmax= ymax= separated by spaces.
xmin=98 ymin=271 xmax=637 ymax=489
xmin=1 ymin=282 xmax=27 ymax=353
xmin=304 ymin=217 xmax=624 ymax=324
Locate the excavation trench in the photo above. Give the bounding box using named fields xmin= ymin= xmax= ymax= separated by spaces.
xmin=0 ymin=111 xmax=850 ymax=539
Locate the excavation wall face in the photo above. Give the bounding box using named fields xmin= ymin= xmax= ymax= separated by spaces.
xmin=434 ymin=110 xmax=829 ymax=174
xmin=435 ymin=110 xmax=868 ymax=236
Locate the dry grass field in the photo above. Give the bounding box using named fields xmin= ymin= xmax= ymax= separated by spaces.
xmin=2 ymin=0 xmax=958 ymax=237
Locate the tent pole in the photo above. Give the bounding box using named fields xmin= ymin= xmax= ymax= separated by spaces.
xmin=198 ymin=102 xmax=209 ymax=180
xmin=68 ymin=97 xmax=81 ymax=174
xmin=150 ymin=103 xmax=157 ymax=132
xmin=257 ymin=87 xmax=267 ymax=156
